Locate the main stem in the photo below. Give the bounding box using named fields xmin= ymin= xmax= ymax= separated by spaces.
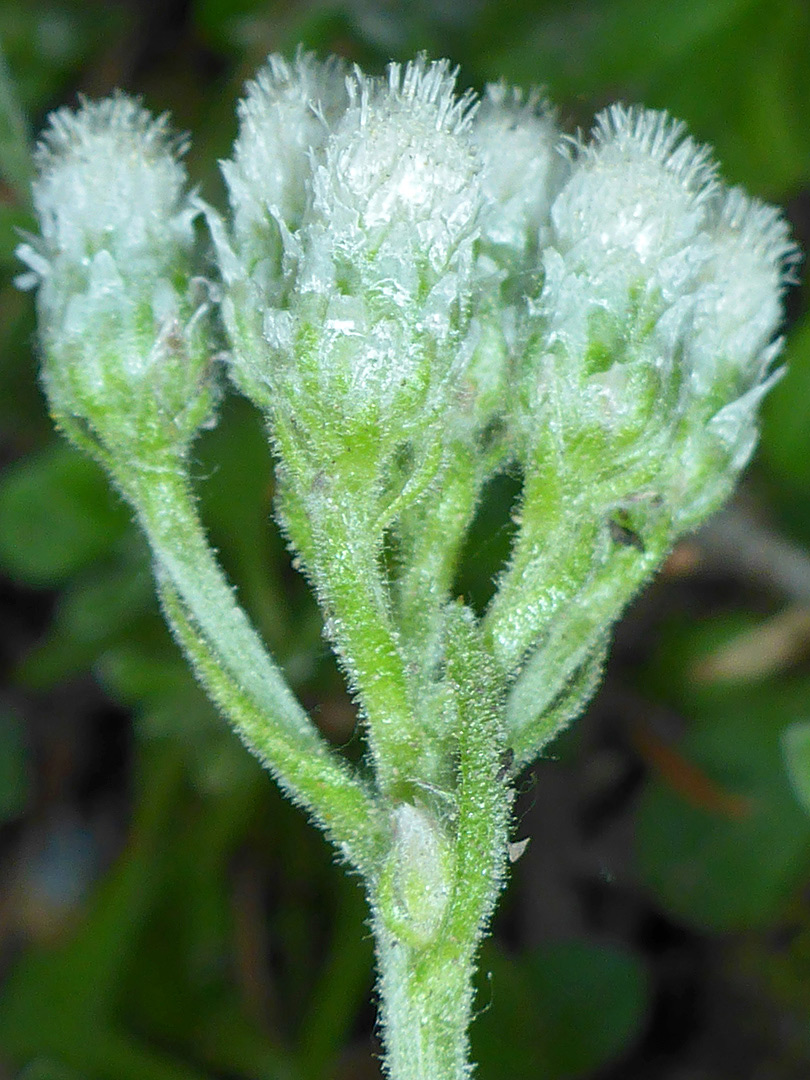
xmin=376 ymin=931 xmax=480 ymax=1080
xmin=371 ymin=606 xmax=511 ymax=1079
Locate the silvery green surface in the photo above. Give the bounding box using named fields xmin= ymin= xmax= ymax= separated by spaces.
xmin=20 ymin=53 xmax=796 ymax=1080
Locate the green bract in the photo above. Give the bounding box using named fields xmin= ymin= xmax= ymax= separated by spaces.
xmin=20 ymin=52 xmax=797 ymax=1080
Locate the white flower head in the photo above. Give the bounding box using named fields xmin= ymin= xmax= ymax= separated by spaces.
xmin=666 ymin=187 xmax=799 ymax=525
xmin=551 ymin=105 xmax=718 ymax=295
xmin=19 ymin=94 xmax=194 ymax=287
xmin=18 ymin=94 xmax=215 ymax=459
xmin=222 ymin=49 xmax=348 ymax=245
xmin=472 ymin=82 xmax=562 ymax=259
xmin=310 ymin=57 xmax=482 ymax=275
xmin=688 ymin=187 xmax=799 ymax=397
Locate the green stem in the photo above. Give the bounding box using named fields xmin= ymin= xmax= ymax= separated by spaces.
xmin=375 ymin=605 xmax=510 ymax=1080
xmin=375 ymin=933 xmax=479 ymax=1080
xmin=395 ymin=445 xmax=481 ymax=662
xmin=506 ymin=637 xmax=608 ymax=766
xmin=506 ymin=512 xmax=671 ymax=765
xmin=111 ymin=457 xmax=382 ymax=873
xmin=485 ymin=427 xmax=669 ymax=677
xmin=309 ymin=500 xmax=423 ymax=794
xmin=158 ymin=576 xmax=385 ymax=873
xmin=483 ymin=448 xmax=597 ymax=674
xmin=122 ymin=461 xmax=310 ymax=736
xmin=272 ymin=411 xmax=425 ymax=793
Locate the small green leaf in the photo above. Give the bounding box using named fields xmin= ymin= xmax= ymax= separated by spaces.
xmin=474 ymin=940 xmax=648 ymax=1079
xmin=782 ymin=721 xmax=810 ymax=817
xmin=0 ymin=441 xmax=129 ymax=586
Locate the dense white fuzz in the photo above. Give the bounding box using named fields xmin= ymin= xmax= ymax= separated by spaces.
xmin=689 ymin=187 xmax=798 ymax=396
xmin=472 ymin=82 xmax=561 ymax=261
xmin=222 ymin=50 xmax=348 ymax=246
xmin=551 ymin=106 xmax=717 ymax=291
xmin=665 ymin=186 xmax=799 ymax=523
xmin=310 ymin=57 xmax=480 ymax=274
xmin=219 ymin=54 xmax=488 ymax=450
xmin=19 ymin=94 xmax=194 ymax=288
xmin=20 ymin=94 xmax=214 ymax=459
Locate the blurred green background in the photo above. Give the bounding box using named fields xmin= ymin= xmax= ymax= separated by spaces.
xmin=1 ymin=1 xmax=810 ymax=1077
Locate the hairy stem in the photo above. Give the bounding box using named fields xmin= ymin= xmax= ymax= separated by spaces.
xmin=114 ymin=457 xmax=383 ymax=871
xmin=374 ymin=605 xmax=511 ymax=1080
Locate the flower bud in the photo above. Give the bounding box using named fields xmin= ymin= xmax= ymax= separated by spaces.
xmin=219 ymin=50 xmax=348 ymax=284
xmin=472 ymin=82 xmax=562 ymax=271
xmin=492 ymin=104 xmax=795 ymax=675
xmin=309 ymin=58 xmax=479 ymax=281
xmin=216 ymin=54 xmax=487 ymax=523
xmin=519 ymin=104 xmax=793 ymax=518
xmin=459 ymin=84 xmax=562 ymax=455
xmin=672 ymin=186 xmax=798 ymax=527
xmin=539 ymin=105 xmax=717 ymax=374
xmin=18 ymin=95 xmax=215 ymax=464
xmin=295 ymin=58 xmax=481 ymax=433
xmin=537 ymin=106 xmax=795 ymax=528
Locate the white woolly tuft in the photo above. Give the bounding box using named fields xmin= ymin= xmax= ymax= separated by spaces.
xmin=718 ymin=186 xmax=800 ymax=286
xmin=687 ymin=186 xmax=799 ymax=397
xmin=380 ymin=56 xmax=477 ymax=134
xmin=472 ymin=82 xmax=562 ymax=259
xmin=310 ymin=57 xmax=481 ymax=272
xmin=587 ymin=105 xmax=717 ymax=196
xmin=20 ymin=94 xmax=193 ymax=283
xmin=551 ymin=105 xmax=718 ymax=289
xmin=222 ymin=50 xmax=348 ymax=240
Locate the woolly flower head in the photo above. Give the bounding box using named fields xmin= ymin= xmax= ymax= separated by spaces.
xmin=310 ymin=57 xmax=481 ymax=273
xmin=223 ymin=51 xmax=348 ymax=245
xmin=688 ymin=187 xmax=798 ymax=398
xmin=19 ymin=94 xmax=194 ymax=287
xmin=529 ymin=99 xmax=797 ymax=531
xmin=19 ymin=94 xmax=215 ymax=461
xmin=472 ymin=82 xmax=561 ymax=261
xmin=551 ymin=105 xmax=717 ymax=295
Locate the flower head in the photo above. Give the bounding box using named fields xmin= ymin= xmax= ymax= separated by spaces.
xmin=544 ymin=106 xmax=719 ymax=344
xmin=222 ymin=51 xmax=348 ymax=259
xmin=689 ymin=187 xmax=797 ymax=398
xmin=310 ymin=58 xmax=480 ymax=272
xmin=18 ymin=95 xmax=214 ymax=463
xmin=20 ymin=94 xmax=194 ymax=287
xmin=217 ymin=54 xmax=486 ymax=459
xmin=472 ymin=82 xmax=562 ymax=264
xmin=513 ymin=102 xmax=797 ymax=551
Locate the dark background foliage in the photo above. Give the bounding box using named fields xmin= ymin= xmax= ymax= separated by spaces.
xmin=1 ymin=2 xmax=810 ymax=1077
